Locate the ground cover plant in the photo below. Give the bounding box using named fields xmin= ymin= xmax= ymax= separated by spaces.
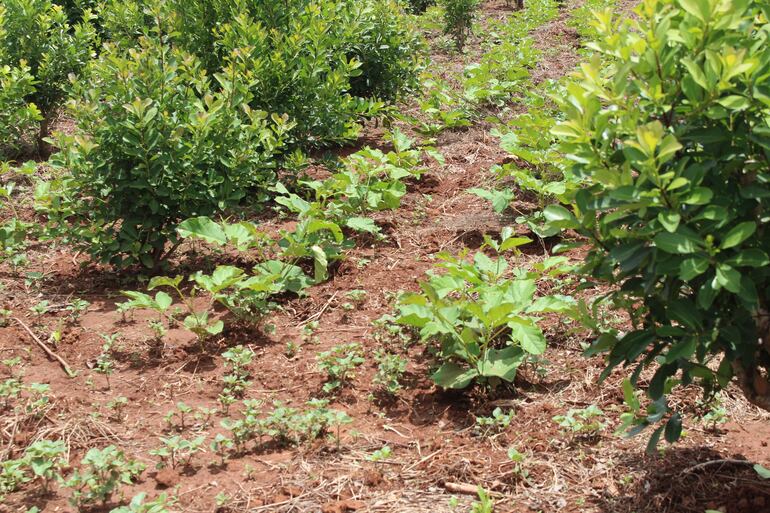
xmin=1 ymin=0 xmax=769 ymax=512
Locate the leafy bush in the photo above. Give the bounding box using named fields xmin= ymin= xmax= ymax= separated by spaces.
xmin=440 ymin=0 xmax=479 ymax=50
xmin=550 ymin=0 xmax=770 ymax=444
xmin=100 ymin=0 xmax=423 ymax=146
xmin=406 ymin=0 xmax=436 ymax=13
xmin=46 ymin=34 xmax=291 ymax=268
xmin=0 ymin=64 xmax=41 ymax=159
xmin=0 ymin=0 xmax=96 ymax=151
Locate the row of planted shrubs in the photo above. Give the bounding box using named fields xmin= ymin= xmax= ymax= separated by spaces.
xmin=1 ymin=0 xmax=423 ymax=268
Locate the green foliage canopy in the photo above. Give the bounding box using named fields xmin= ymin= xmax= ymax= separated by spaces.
xmin=550 ymin=0 xmax=770 ymax=442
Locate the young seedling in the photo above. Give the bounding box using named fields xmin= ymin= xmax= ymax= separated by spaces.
xmin=373 ymin=351 xmax=407 ymax=395
xmin=106 ymin=396 xmax=129 ymax=422
xmin=368 ymin=445 xmax=393 ymax=462
xmin=195 ymin=406 xmax=217 ymax=428
xmin=285 ymin=340 xmax=300 ymax=359
xmin=475 ymin=407 xmax=514 ymax=436
xmin=30 ymin=300 xmax=50 ymax=317
xmin=150 ymin=435 xmax=206 ymax=469
xmin=66 ymin=298 xmax=90 ymax=324
xmin=64 ymin=445 xmax=145 ymax=508
xmin=345 ymin=290 xmax=367 ymax=303
xmin=94 ymin=333 xmax=119 ymax=389
xmin=210 ymin=434 xmax=234 ymax=466
xmin=302 ymin=321 xmax=320 ymax=345
xmin=24 ymin=439 xmax=67 ymax=493
xmin=110 ymin=492 xmax=177 ymax=513
xmin=553 ymin=405 xmax=606 ymax=439
xmin=316 ymin=343 xmax=365 ymax=394
xmin=698 ymin=395 xmax=728 ymax=431
xmin=218 ymin=346 xmax=255 ymax=413
xmin=471 ymin=486 xmax=494 ymax=513
xmin=164 ymin=402 xmax=194 ymax=431
xmin=506 ymin=446 xmax=529 ymax=480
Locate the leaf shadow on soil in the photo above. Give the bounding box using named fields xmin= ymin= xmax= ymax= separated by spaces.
xmin=594 ymin=446 xmax=770 ymax=513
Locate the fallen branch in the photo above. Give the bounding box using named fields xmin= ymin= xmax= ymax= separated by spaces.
xmin=14 ymin=317 xmax=77 ymax=378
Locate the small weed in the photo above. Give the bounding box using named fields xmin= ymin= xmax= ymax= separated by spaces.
xmin=475 ymin=407 xmax=514 ymax=436
xmin=373 ymin=351 xmax=407 ymax=395
xmin=368 ymin=445 xmax=393 ymax=462
xmin=553 ymin=405 xmax=606 ymax=438
xmin=317 ymin=343 xmax=365 ymax=394
xmin=150 ymin=435 xmax=206 ymax=469
xmin=64 ymin=446 xmax=145 ymax=508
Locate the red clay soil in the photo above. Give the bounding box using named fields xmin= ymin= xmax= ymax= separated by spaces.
xmin=1 ymin=1 xmax=768 ymax=513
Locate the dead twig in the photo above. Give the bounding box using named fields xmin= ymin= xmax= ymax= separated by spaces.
xmin=14 ymin=316 xmax=76 ymax=378
xmin=682 ymin=459 xmax=756 ymax=474
xmin=298 ymin=291 xmax=338 ymax=327
xmin=444 ymin=482 xmax=480 ymax=495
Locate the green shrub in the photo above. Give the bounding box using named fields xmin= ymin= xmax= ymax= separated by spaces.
xmin=440 ymin=0 xmax=479 ymax=50
xmin=0 ymin=0 xmax=96 ymax=151
xmin=406 ymin=0 xmax=436 ymax=13
xmin=46 ymin=35 xmax=291 ymax=269
xmin=58 ymin=0 xmax=98 ymax=24
xmin=99 ymin=0 xmax=422 ymax=146
xmin=0 ymin=63 xmax=41 ymax=159
xmin=346 ymin=0 xmax=425 ymax=101
xmin=550 ymin=0 xmax=770 ymax=444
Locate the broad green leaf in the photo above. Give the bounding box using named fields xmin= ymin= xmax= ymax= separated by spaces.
xmin=657 ymin=211 xmax=681 ymax=232
xmin=658 ymin=136 xmax=683 ymax=163
xmin=468 ymin=187 xmax=514 ymax=214
xmin=718 ymin=95 xmax=750 ymax=111
xmin=224 ymin=222 xmax=259 ymax=249
xmin=682 ymin=187 xmax=713 ymax=205
xmin=543 ymin=204 xmax=577 ymax=226
xmin=509 ymin=319 xmax=547 ymax=355
xmin=345 ymin=217 xmax=379 ymax=234
xmin=477 ymin=346 xmax=525 ymax=382
xmin=526 ymin=295 xmax=575 ymax=314
xmin=154 ymin=291 xmax=172 ymax=311
xmin=664 ymin=413 xmax=682 ymax=443
xmin=653 ymin=231 xmax=703 ymax=254
xmin=148 ymin=275 xmax=183 ymax=290
xmin=678 ymin=0 xmax=709 ymax=23
xmin=681 ymin=58 xmax=709 ymax=90
xmin=720 ymin=221 xmax=756 ymax=249
xmin=716 ymin=264 xmax=741 ymax=293
xmin=120 ymin=290 xmax=155 ymax=309
xmin=431 ymin=363 xmax=478 ymax=389
xmin=499 ymin=236 xmax=532 ymax=252
xmin=306 ymin=219 xmax=344 ymax=243
xmin=667 ymin=300 xmax=703 ymax=330
xmin=726 ymin=249 xmax=770 ymax=267
xmin=177 ymin=217 xmax=227 ymax=246
xmin=206 ymin=320 xmax=224 ymax=335
xmin=646 ymin=425 xmax=665 ymax=454
xmin=679 ymin=257 xmax=709 ymax=280
xmin=664 ymin=338 xmax=696 ymax=363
